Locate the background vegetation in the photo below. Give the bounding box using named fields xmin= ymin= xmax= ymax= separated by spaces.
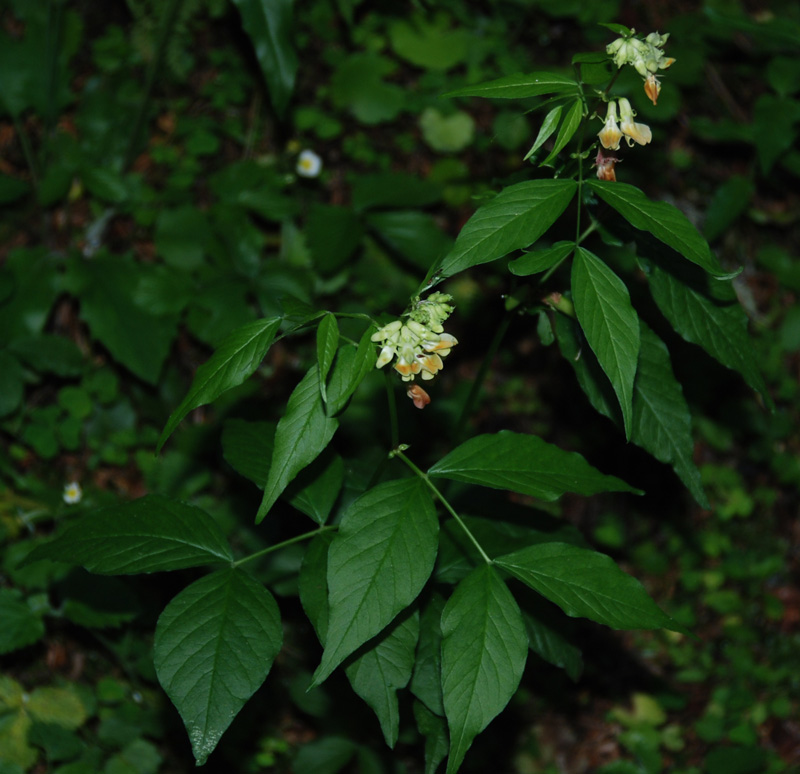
xmin=1 ymin=0 xmax=799 ymax=773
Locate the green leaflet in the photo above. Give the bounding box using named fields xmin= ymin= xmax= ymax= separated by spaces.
xmin=317 ymin=313 xmax=339 ymax=403
xmin=555 ymin=315 xmax=708 ymax=508
xmin=541 ymin=99 xmax=583 ymax=165
xmin=508 ymin=240 xmax=575 ymax=276
xmin=443 ymin=71 xmax=579 ymax=100
xmin=154 ymin=568 xmax=282 ymax=766
xmin=524 ymin=104 xmax=562 ymax=160
xmin=344 ymin=609 xmax=419 ymax=748
xmin=645 ymin=259 xmax=771 ymax=407
xmin=495 ymin=542 xmax=684 ymax=632
xmin=441 ymin=565 xmax=527 ymax=774
xmin=26 ymin=494 xmax=233 ymax=574
xmin=588 ymin=180 xmax=726 ymax=276
xmin=256 ymin=365 xmax=339 ymax=523
xmin=229 ymin=0 xmax=297 ymax=116
xmin=311 ymin=479 xmax=437 ymax=686
xmin=437 ymin=179 xmax=577 ymax=278
xmin=428 ymin=429 xmax=639 ymax=501
xmin=571 ymin=246 xmax=640 ymax=440
xmin=158 ymin=316 xmax=282 ymax=452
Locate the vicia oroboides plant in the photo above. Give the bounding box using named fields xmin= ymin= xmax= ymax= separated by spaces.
xmin=28 ymin=23 xmax=770 ymax=774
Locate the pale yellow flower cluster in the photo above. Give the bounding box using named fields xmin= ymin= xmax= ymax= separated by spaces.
xmin=598 ymin=97 xmax=652 ymax=150
xmin=606 ymin=31 xmax=675 ymax=105
xmin=371 ymin=293 xmax=458 ymax=383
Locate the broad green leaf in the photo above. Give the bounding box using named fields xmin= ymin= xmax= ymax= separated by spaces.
xmin=317 ymin=313 xmax=339 ymax=403
xmin=344 ymin=609 xmax=419 ymax=747
xmin=158 ymin=317 xmax=282 ymax=451
xmin=437 ymin=180 xmax=577 ymax=278
xmin=9 ymin=334 xmax=84 ymax=377
xmin=26 ymin=686 xmax=86 ymax=729
xmin=325 ymin=328 xmax=376 ymax=416
xmin=571 ymin=246 xmax=640 ymax=439
xmin=414 ymin=701 xmax=449 ymax=774
xmin=645 ymin=260 xmax=770 ymax=405
xmin=306 ymin=204 xmax=364 ymax=272
xmin=67 ymin=253 xmax=178 ymax=385
xmin=441 ymin=565 xmax=527 ymax=774
xmin=26 ymin=495 xmax=233 ymax=574
xmin=588 ymin=180 xmax=725 ymax=276
xmin=524 ymin=104 xmax=562 ymax=160
xmin=419 ymin=107 xmax=476 ymax=153
xmin=311 ymin=479 xmax=437 ymax=686
xmin=0 ymin=249 xmax=59 ymax=343
xmin=0 ymin=591 xmax=44 ymax=654
xmin=703 ymin=175 xmax=753 ymax=243
xmin=541 ymin=99 xmax=583 ymax=165
xmin=444 ymin=72 xmax=579 ymax=100
xmin=495 ymin=542 xmax=681 ymax=631
xmin=753 ymin=94 xmax=800 ymax=174
xmin=367 ymin=210 xmax=454 ymax=271
xmin=389 ymin=16 xmax=470 ymax=71
xmin=154 ymin=568 xmax=282 ymax=766
xmin=221 ymin=418 xmax=275 ymax=489
xmin=410 ymin=593 xmax=446 ymax=716
xmin=428 ymin=430 xmax=638 ymax=501
xmin=508 ymin=240 xmax=575 ymax=276
xmin=256 ymin=366 xmax=339 ymax=522
xmin=229 ymin=0 xmax=298 ymax=116
xmin=556 ymin=315 xmax=708 ymax=508
xmin=293 ymin=737 xmax=356 ymax=774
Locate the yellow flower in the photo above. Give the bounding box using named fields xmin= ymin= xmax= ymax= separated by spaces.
xmin=598 ymin=101 xmax=623 ymax=151
xmin=617 ymin=98 xmax=652 ymax=146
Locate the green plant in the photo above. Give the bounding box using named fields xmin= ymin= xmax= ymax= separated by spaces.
xmin=16 ymin=17 xmax=774 ymax=774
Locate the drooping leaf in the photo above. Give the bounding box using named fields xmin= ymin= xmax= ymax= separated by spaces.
xmin=524 ymin=104 xmax=562 ymax=160
xmin=444 ymin=72 xmax=579 ymax=100
xmin=256 ymin=366 xmax=339 ymax=522
xmin=495 ymin=542 xmax=683 ymax=631
xmin=229 ymin=0 xmax=298 ymax=116
xmin=428 ymin=430 xmax=639 ymax=501
xmin=644 ymin=259 xmax=770 ymax=405
xmin=299 ymin=531 xmax=336 ymax=643
xmin=541 ymin=99 xmax=583 ymax=165
xmin=158 ymin=317 xmax=282 ymax=451
xmin=441 ymin=564 xmax=528 ymax=774
xmin=0 ymin=591 xmax=44 ymax=654
xmin=571 ymin=246 xmax=640 ymax=439
xmin=344 ymin=609 xmax=419 ymax=747
xmin=588 ymin=180 xmax=726 ymax=276
xmin=154 ymin=568 xmax=282 ymax=766
xmin=556 ymin=315 xmax=708 ymax=508
xmin=311 ymin=478 xmax=437 ymax=686
xmin=317 ymin=313 xmax=339 ymax=403
xmin=414 ymin=701 xmax=449 ymax=774
xmin=508 ymin=240 xmax=575 ymax=276
xmin=437 ymin=180 xmax=577 ymax=278
xmin=410 ymin=592 xmax=446 ymax=716
xmin=26 ymin=495 xmax=233 ymax=574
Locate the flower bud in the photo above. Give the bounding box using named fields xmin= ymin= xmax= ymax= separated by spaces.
xmin=644 ymin=73 xmax=661 ymax=105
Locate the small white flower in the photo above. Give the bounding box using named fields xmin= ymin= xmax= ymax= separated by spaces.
xmin=63 ymin=482 xmax=82 ymax=505
xmin=296 ymin=149 xmax=322 ymax=178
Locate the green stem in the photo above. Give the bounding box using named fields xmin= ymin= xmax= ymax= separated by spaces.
xmin=232 ymin=525 xmax=337 ymax=568
xmin=394 ymin=449 xmax=492 ymax=565
xmin=123 ymin=0 xmax=185 ymax=170
xmin=455 ymin=309 xmax=511 ymax=437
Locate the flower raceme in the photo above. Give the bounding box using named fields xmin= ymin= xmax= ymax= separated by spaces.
xmin=371 ymin=293 xmax=458 ymax=389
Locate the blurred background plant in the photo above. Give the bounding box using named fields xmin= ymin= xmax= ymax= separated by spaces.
xmin=1 ymin=0 xmax=799 ymax=772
